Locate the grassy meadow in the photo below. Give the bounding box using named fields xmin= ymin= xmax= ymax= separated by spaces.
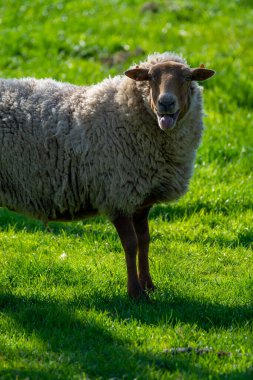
xmin=0 ymin=0 xmax=253 ymax=379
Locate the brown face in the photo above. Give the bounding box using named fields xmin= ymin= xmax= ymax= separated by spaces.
xmin=148 ymin=62 xmax=192 ymax=130
xmin=125 ymin=61 xmax=215 ymax=131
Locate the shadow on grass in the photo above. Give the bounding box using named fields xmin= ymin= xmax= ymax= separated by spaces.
xmin=0 ymin=290 xmax=252 ymax=379
xmin=1 ymin=200 xmax=253 ymax=250
xmin=149 ymin=199 xmax=253 ymax=221
xmin=0 ymin=207 xmax=107 ymax=237
xmin=83 ymin=292 xmax=253 ymax=331
xmin=0 ymin=293 xmax=207 ymax=380
xmin=150 ymin=203 xmax=253 ymax=249
xmin=151 ymin=228 xmax=253 ymax=250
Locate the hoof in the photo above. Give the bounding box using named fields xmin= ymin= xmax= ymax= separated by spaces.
xmin=139 ymin=276 xmax=156 ymax=293
xmin=128 ymin=283 xmax=147 ymax=299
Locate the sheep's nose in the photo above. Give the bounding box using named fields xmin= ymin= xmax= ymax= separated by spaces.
xmin=158 ymin=94 xmax=177 ymax=113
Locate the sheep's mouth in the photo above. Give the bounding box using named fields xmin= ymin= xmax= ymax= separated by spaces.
xmin=156 ymin=110 xmax=180 ymax=130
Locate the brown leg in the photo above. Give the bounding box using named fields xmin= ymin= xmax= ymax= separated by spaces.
xmin=133 ymin=207 xmax=155 ymax=292
xmin=113 ymin=216 xmax=143 ymax=298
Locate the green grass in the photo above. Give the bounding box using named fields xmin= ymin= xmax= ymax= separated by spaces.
xmin=0 ymin=0 xmax=253 ymax=379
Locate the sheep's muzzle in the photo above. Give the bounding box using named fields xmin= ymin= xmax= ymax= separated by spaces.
xmin=156 ymin=110 xmax=180 ymax=130
xmin=155 ymin=92 xmax=180 ymax=130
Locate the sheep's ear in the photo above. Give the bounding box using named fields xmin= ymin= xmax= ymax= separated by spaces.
xmin=190 ymin=68 xmax=215 ymax=81
xmin=124 ymin=68 xmax=150 ymax=81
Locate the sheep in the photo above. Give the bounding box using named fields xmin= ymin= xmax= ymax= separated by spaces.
xmin=0 ymin=52 xmax=215 ymax=298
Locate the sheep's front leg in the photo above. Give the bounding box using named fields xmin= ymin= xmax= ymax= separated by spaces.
xmin=133 ymin=207 xmax=155 ymax=292
xmin=113 ymin=216 xmax=143 ymax=298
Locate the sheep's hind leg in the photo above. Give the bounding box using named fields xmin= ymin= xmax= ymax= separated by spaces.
xmin=133 ymin=207 xmax=156 ymax=292
xmin=113 ymin=216 xmax=144 ymax=299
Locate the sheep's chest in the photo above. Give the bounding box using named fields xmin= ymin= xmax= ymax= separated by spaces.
xmin=144 ymin=154 xmax=194 ymax=207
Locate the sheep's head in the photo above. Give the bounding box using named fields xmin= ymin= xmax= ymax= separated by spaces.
xmin=125 ymin=61 xmax=215 ymax=131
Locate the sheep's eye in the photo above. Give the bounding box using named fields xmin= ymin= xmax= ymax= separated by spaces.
xmin=185 ymin=75 xmax=192 ymax=82
xmin=149 ymin=74 xmax=158 ymax=82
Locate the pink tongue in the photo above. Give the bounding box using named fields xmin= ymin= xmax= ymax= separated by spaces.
xmin=160 ymin=115 xmax=174 ymax=129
